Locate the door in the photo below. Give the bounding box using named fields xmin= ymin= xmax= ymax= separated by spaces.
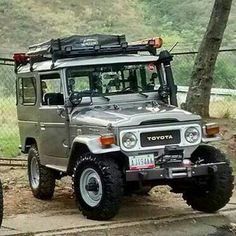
xmin=38 ymin=72 xmax=69 ymax=168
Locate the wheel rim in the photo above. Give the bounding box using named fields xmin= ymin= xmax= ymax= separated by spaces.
xmin=80 ymin=168 xmax=103 ymax=207
xmin=30 ymin=156 xmax=40 ymax=189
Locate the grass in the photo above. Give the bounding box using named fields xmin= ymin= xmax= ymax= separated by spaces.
xmin=210 ymin=97 xmax=236 ymax=119
xmin=0 ymin=96 xmax=20 ymax=157
xmin=0 ymin=0 xmax=156 ymax=49
xmin=0 ymin=127 xmax=20 ymax=157
xmin=0 ymin=0 xmax=235 ymax=50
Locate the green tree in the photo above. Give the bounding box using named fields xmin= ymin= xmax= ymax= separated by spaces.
xmin=186 ymin=0 xmax=233 ymax=117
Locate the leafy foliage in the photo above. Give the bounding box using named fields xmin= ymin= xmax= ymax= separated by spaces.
xmin=139 ymin=0 xmax=236 ymax=45
xmin=0 ymin=0 xmax=235 ymax=49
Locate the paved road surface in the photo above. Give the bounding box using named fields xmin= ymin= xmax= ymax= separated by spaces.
xmin=1 ymin=192 xmax=236 ymax=235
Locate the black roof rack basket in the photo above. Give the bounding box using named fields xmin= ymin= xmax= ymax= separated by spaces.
xmin=24 ymin=34 xmax=157 ymax=71
xmin=27 ymin=34 xmax=127 ymax=56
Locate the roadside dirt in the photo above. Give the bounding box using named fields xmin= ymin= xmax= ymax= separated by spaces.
xmin=0 ymin=118 xmax=235 ymax=217
xmin=0 ymin=167 xmax=75 ymax=216
xmin=0 ymin=166 xmax=176 ymax=216
xmin=212 ymin=119 xmax=236 ymax=160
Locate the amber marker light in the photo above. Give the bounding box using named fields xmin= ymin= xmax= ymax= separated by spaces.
xmin=205 ymin=123 xmax=220 ymax=136
xmin=99 ymin=135 xmax=115 ymax=146
xmin=131 ymin=37 xmax=163 ymax=48
xmin=148 ymin=37 xmax=163 ymax=48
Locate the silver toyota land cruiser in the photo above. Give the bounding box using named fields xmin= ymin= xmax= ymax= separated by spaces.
xmin=14 ymin=34 xmax=234 ymax=220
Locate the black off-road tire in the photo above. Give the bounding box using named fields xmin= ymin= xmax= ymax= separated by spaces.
xmin=0 ymin=180 xmax=3 ymax=227
xmin=28 ymin=146 xmax=56 ymax=200
xmin=183 ymin=145 xmax=234 ymax=213
xmin=73 ymin=153 xmax=123 ymax=220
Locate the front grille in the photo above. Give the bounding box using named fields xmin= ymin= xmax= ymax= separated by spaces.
xmin=140 ymin=130 xmax=181 ymax=147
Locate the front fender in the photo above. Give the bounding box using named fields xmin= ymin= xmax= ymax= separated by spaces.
xmin=72 ymin=135 xmax=121 ymax=154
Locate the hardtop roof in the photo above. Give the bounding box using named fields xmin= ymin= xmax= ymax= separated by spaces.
xmin=17 ymin=54 xmax=159 ymax=73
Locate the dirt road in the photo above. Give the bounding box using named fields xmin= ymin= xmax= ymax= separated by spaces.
xmin=1 ymin=188 xmax=236 ymax=235
xmin=0 ymin=165 xmax=236 ymax=235
xmin=0 ymin=118 xmax=235 ymax=235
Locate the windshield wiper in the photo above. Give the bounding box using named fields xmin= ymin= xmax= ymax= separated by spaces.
xmin=80 ymin=90 xmax=110 ymax=103
xmin=120 ymin=88 xmax=148 ymax=98
xmin=99 ymin=94 xmax=110 ymax=101
xmin=126 ymin=89 xmax=148 ymax=98
xmin=90 ymin=90 xmax=110 ymax=102
xmin=138 ymin=91 xmax=148 ymax=98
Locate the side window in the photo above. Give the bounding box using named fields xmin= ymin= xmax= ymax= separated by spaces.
xmin=18 ymin=77 xmax=37 ymax=105
xmin=67 ymin=70 xmax=90 ymax=95
xmin=40 ymin=73 xmax=64 ymax=105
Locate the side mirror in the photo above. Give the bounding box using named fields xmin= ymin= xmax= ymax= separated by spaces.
xmin=69 ymin=91 xmax=82 ymax=106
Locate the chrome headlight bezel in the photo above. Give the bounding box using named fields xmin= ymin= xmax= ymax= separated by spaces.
xmin=184 ymin=127 xmax=200 ymax=143
xmin=122 ymin=132 xmax=138 ymax=149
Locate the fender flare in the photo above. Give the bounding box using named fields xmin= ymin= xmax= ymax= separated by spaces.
xmin=71 ymin=135 xmax=121 ymax=154
xmin=67 ymin=135 xmax=121 ymax=175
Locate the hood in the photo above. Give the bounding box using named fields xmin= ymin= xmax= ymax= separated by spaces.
xmin=70 ymin=102 xmax=201 ymax=127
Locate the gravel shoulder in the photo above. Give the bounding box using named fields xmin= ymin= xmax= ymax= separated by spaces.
xmin=0 ymin=118 xmax=235 ymax=235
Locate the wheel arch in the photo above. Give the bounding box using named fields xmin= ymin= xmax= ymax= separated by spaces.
xmin=22 ymin=137 xmax=38 ymax=153
xmin=67 ymin=142 xmax=90 ymax=175
xmin=67 ymin=141 xmax=128 ymax=176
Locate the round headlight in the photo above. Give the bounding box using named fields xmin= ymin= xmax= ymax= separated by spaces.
xmin=185 ymin=127 xmax=200 ymax=143
xmin=122 ymin=132 xmax=137 ymax=149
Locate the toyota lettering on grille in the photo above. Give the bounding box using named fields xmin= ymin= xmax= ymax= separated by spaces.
xmin=141 ymin=130 xmax=180 ymax=147
xmin=147 ymin=135 xmax=173 ymax=141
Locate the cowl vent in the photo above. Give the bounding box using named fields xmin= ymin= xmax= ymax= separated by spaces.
xmin=140 ymin=119 xmax=178 ymax=126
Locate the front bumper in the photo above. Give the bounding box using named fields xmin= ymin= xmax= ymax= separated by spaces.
xmin=126 ymin=162 xmax=227 ymax=182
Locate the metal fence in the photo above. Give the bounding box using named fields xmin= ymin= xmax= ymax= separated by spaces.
xmin=0 ymin=49 xmax=235 ymax=157
xmin=172 ymin=49 xmax=236 ymax=119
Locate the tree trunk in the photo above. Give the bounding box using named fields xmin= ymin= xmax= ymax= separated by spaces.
xmin=185 ymin=0 xmax=232 ymax=117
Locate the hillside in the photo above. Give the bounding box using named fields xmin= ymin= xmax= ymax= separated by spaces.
xmin=0 ymin=0 xmax=235 ymax=51
xmin=0 ymin=0 xmax=154 ymax=50
xmin=140 ymin=0 xmax=236 ymax=45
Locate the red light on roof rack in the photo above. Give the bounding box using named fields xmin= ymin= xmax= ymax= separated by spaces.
xmin=13 ymin=53 xmax=29 ymax=63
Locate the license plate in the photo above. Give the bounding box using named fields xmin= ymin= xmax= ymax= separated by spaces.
xmin=129 ymin=154 xmax=155 ymax=170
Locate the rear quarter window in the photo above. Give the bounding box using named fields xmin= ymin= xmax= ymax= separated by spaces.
xmin=18 ymin=77 xmax=37 ymax=105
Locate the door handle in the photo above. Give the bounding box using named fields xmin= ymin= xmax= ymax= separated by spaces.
xmin=40 ymin=122 xmax=46 ymax=130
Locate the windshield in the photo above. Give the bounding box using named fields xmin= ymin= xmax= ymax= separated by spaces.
xmin=66 ymin=63 xmax=161 ymax=96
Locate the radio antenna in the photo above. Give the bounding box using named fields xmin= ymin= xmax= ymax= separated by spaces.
xmin=169 ymin=42 xmax=178 ymax=52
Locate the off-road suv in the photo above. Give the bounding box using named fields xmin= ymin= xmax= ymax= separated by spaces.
xmin=14 ymin=34 xmax=234 ymax=220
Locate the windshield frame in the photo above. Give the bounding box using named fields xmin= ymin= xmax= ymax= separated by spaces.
xmin=65 ymin=61 xmax=164 ymax=99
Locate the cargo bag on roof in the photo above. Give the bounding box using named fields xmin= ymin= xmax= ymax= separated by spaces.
xmin=27 ymin=34 xmax=126 ymax=56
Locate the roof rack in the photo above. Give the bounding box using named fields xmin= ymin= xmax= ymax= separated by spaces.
xmin=13 ymin=34 xmax=163 ymax=72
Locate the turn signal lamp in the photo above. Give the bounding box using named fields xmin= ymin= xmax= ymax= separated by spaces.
xmin=205 ymin=123 xmax=220 ymax=136
xmin=99 ymin=134 xmax=115 ymax=146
